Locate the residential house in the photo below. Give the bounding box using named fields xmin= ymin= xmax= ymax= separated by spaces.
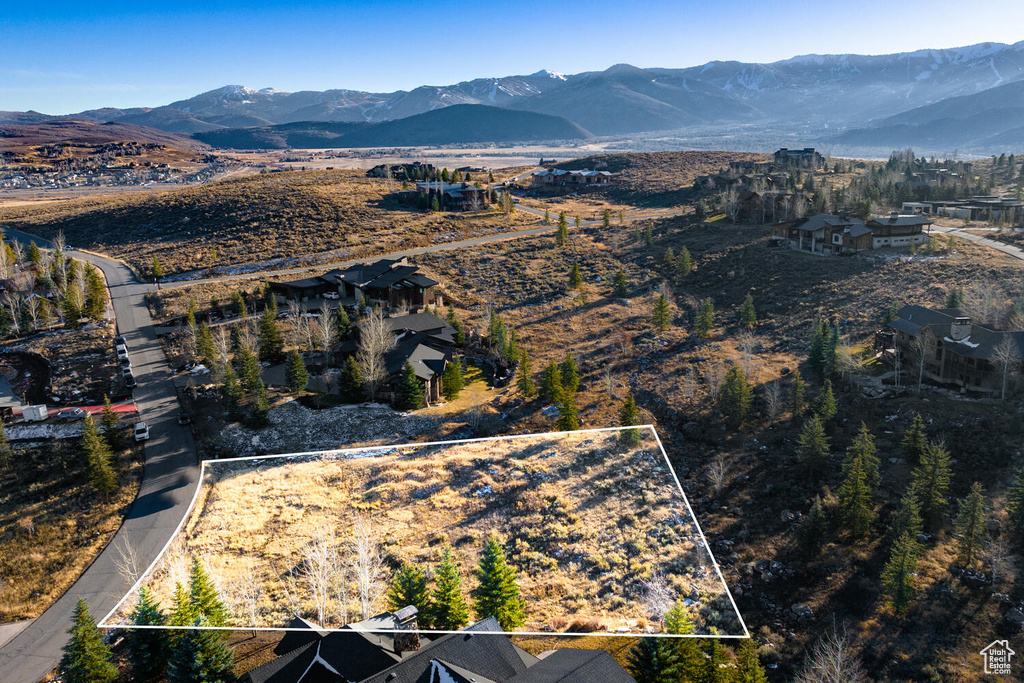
xmin=414 ymin=181 xmax=490 ymax=211
xmin=268 ymin=259 xmax=439 ymax=310
xmin=530 ymin=168 xmax=615 ymax=188
xmin=901 ymin=196 xmax=1023 ymax=225
xmin=772 ymin=212 xmax=931 ymax=253
xmin=773 ymin=147 xmax=824 ymax=169
xmin=366 ymin=162 xmax=434 ymax=180
xmin=887 ymin=304 xmax=1024 ymax=394
xmin=242 ymin=612 xmax=637 ymax=683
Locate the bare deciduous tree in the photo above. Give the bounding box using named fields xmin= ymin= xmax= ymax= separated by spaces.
xmin=357 ymin=307 xmax=395 ymax=400
xmin=233 ymin=558 xmax=266 ymax=636
xmin=703 ymin=361 xmax=726 ymax=402
xmin=963 ymin=283 xmax=1002 ymax=326
xmin=707 ymin=454 xmax=728 ymax=496
xmin=641 ymin=573 xmax=675 ymax=626
xmin=910 ymin=329 xmax=931 ymax=392
xmin=353 ymin=515 xmax=385 ymax=620
xmin=300 ymin=525 xmax=341 ymax=627
xmin=764 ymin=379 xmax=783 ymax=423
xmin=795 ymin=621 xmax=867 ymax=683
xmin=737 ymin=331 xmax=757 ymax=378
xmin=992 ymin=337 xmax=1020 ymax=400
xmin=215 ymin=326 xmax=231 ymax=372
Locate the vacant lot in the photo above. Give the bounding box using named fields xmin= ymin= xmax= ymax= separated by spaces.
xmin=108 ymin=429 xmax=741 ymax=636
xmin=0 ymin=169 xmax=540 ymax=276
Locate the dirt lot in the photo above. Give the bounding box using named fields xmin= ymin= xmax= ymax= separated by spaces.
xmin=110 ymin=429 xmax=739 ymax=637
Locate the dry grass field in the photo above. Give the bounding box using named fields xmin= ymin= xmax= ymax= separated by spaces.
xmin=0 ymin=442 xmax=143 ymax=622
xmin=108 ymin=429 xmax=741 ymax=636
xmin=0 ymin=169 xmax=540 ymax=276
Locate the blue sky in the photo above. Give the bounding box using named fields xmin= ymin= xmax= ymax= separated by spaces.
xmin=3 ymin=0 xmax=1023 ymax=114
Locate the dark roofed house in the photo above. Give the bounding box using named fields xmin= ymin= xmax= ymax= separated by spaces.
xmin=773 ymin=212 xmax=931 ymax=254
xmin=773 ymin=147 xmax=824 ymax=169
xmin=242 ymin=614 xmax=637 ymax=683
xmin=269 ymin=258 xmax=439 ymax=311
xmin=887 ymin=304 xmax=1024 ymax=394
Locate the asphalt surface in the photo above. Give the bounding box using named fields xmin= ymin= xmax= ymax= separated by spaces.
xmin=0 ymin=228 xmax=199 ymax=683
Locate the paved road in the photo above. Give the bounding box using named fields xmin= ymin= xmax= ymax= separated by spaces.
xmin=930 ymin=224 xmax=1024 ymax=263
xmin=0 ymin=229 xmax=199 ymax=683
xmin=164 ymin=207 xmax=688 ymax=290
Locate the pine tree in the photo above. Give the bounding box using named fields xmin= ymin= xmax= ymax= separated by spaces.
xmin=846 ymin=422 xmax=880 ymax=487
xmin=902 ymin=414 xmax=928 ymax=464
xmin=720 ymin=365 xmax=753 ymax=427
xmin=231 ymin=290 xmax=247 ymax=318
xmin=196 ymin=323 xmax=216 ymax=367
xmin=883 ymin=301 xmax=900 ymax=325
xmin=808 ymin=316 xmax=826 ymax=374
xmin=612 ymin=269 xmax=629 ymax=298
xmin=627 ymin=637 xmax=671 ymax=683
xmin=663 ymin=247 xmax=676 ymax=269
xmin=169 ymin=582 xmax=195 ymax=628
xmin=472 ymin=534 xmax=526 ymax=630
xmin=740 ymin=293 xmax=757 ymax=329
xmin=838 ymin=444 xmax=875 ymax=538
xmin=695 ymin=298 xmax=714 ymax=338
xmin=387 ymin=563 xmax=433 ymax=628
xmin=643 ymin=222 xmax=654 ymax=246
xmin=59 ymin=598 xmax=117 ymax=683
xmin=284 ymin=350 xmax=309 ymax=392
xmin=251 ymin=380 xmax=270 ymax=425
xmin=84 ymin=266 xmax=107 ymax=322
xmin=556 ymin=212 xmax=568 ymax=247
xmin=619 ymin=392 xmax=642 ymax=447
xmin=167 ymin=616 xmax=236 ymax=683
xmin=516 ymin=350 xmax=535 ymax=398
xmin=912 ymin=440 xmax=953 ymax=530
xmin=953 ymin=482 xmax=987 ymax=566
xmin=221 ymin=365 xmax=243 ymax=418
xmin=336 ymin=306 xmax=351 ymax=337
xmin=568 ymin=262 xmax=583 ymax=289
xmin=556 ymin=391 xmax=579 ymax=430
xmin=946 ymin=287 xmax=965 ymax=309
xmin=238 ymin=348 xmax=261 ymax=394
xmin=189 ymin=556 xmax=229 ymax=627
xmin=735 ymin=638 xmax=769 ymax=683
xmin=677 ymin=245 xmax=692 ymax=277
xmin=339 ymin=355 xmax=363 ymax=401
xmin=1007 ymin=465 xmax=1024 ymax=542
xmin=28 ymin=241 xmax=41 ymax=266
xmin=889 ymin=492 xmax=924 ymax=549
xmin=603 ymin=209 xmax=612 ymax=228
xmin=693 ymin=200 xmax=708 ymax=222
xmin=396 ymin=361 xmax=425 ymax=410
xmin=152 ymin=256 xmax=163 ymax=280
xmin=100 ymin=394 xmax=122 ymax=452
xmin=430 ymin=546 xmax=469 ymax=630
xmin=789 ymin=369 xmax=806 ymax=416
xmin=82 ymin=414 xmax=116 ymax=496
xmin=815 ymin=379 xmax=837 ymax=422
xmin=559 ymin=352 xmax=579 ymax=393
xmin=128 ymin=586 xmax=170 ymax=682
xmin=663 ymin=600 xmax=694 ymax=634
xmin=651 ymin=293 xmax=672 ymax=333
xmin=798 ymin=495 xmax=829 ymax=555
xmin=798 ymin=415 xmax=830 ymax=477
xmin=446 ymin=307 xmax=466 ymax=346
xmin=701 ymin=637 xmax=730 ymax=683
xmin=540 ymin=361 xmax=562 ymax=403
xmin=882 ymin=532 xmax=920 ymax=615
xmin=257 ymin=309 xmax=283 ymax=361
xmin=442 ymin=359 xmax=464 ymax=400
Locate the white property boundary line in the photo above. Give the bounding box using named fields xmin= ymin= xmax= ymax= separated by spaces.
xmin=100 ymin=425 xmax=750 ymax=639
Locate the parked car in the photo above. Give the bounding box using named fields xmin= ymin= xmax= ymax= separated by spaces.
xmin=113 ymin=335 xmax=127 ymax=348
xmin=134 ymin=422 xmax=150 ymax=442
xmin=116 ymin=345 xmax=129 ymax=360
xmin=56 ymin=407 xmax=88 ymax=421
xmin=322 ymin=291 xmax=340 ymax=300
xmin=177 ymin=412 xmax=191 ymax=425
xmin=120 ymin=357 xmax=132 ymax=371
xmin=124 ymin=372 xmax=136 ymax=389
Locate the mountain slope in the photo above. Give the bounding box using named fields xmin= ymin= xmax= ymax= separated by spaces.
xmin=193 ymin=105 xmax=590 ymax=150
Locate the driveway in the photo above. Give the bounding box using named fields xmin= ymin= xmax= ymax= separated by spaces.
xmin=0 ymin=229 xmax=200 ymax=683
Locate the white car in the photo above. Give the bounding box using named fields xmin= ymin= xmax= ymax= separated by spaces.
xmin=322 ymin=291 xmax=340 ymax=300
xmin=116 ymin=345 xmax=129 ymax=360
xmin=134 ymin=422 xmax=150 ymax=442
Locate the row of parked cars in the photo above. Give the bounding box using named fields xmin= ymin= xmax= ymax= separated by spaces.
xmin=115 ymin=335 xmax=136 ymax=389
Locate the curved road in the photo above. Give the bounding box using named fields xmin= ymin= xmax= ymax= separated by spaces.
xmin=0 ymin=229 xmax=199 ymax=683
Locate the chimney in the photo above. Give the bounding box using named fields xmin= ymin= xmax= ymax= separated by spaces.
xmin=890 ymin=212 xmax=899 ymax=222
xmin=950 ymin=316 xmax=972 ymax=341
xmin=392 ymin=606 xmax=420 ymax=655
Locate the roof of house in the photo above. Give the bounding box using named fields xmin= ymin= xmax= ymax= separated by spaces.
xmin=792 ymin=213 xmax=859 ymax=233
xmin=888 ymin=305 xmax=1024 ymax=360
xmin=358 ymin=618 xmax=536 ymax=683
xmin=867 ymin=214 xmax=933 ymax=227
xmin=386 ymin=335 xmax=450 ymax=380
xmin=505 ymin=649 xmax=636 ymax=683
